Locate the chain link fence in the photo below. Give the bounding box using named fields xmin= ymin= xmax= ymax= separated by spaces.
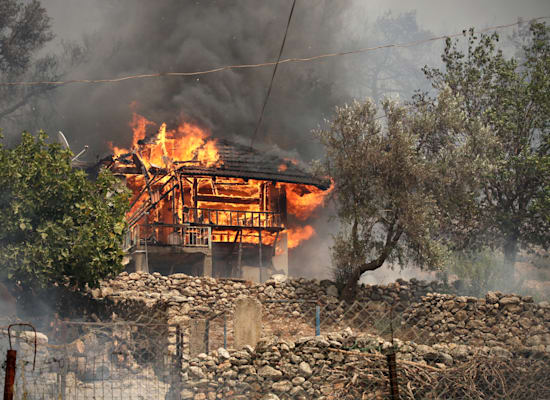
xmin=1 ymin=318 xmax=184 ymax=399
xmin=1 ymin=296 xmax=549 ymax=399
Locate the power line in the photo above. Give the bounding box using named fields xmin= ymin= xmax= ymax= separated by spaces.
xmin=0 ymin=16 xmax=547 ymax=87
xmin=250 ymin=0 xmax=296 ymax=147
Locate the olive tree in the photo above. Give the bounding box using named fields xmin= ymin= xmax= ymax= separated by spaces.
xmin=0 ymin=0 xmax=87 ymax=134
xmin=316 ymin=89 xmax=488 ymax=300
xmin=423 ymin=22 xmax=550 ymax=271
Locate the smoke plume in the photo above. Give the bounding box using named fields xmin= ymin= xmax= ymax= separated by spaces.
xmin=33 ymin=1 xmax=351 ymax=161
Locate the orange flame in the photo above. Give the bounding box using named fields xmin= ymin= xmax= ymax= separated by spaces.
xmin=283 ymin=182 xmax=333 ymax=221
xmin=110 ymin=111 xmax=331 ymax=253
xmin=287 ymin=225 xmax=315 ymax=248
xmin=110 ymin=113 xmax=220 ymax=168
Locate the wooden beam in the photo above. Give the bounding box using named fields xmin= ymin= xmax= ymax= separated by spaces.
xmin=272 ymin=230 xmax=280 ymax=259
xmin=259 ymin=230 xmax=263 ymax=281
xmin=192 ymin=178 xmax=198 ymax=222
xmin=259 ymin=182 xmax=266 ymax=211
xmin=236 ymin=230 xmax=243 ymax=278
xmin=196 ymin=195 xmax=260 ymax=205
xmin=178 ymin=174 xmax=186 ymax=222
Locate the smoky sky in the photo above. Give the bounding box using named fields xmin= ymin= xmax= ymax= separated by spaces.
xmin=28 ymin=0 xmax=351 ymax=162
xmin=7 ymin=0 xmax=549 ymax=163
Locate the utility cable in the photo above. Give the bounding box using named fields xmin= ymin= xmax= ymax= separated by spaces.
xmin=0 ymin=16 xmax=547 ymax=87
xmin=250 ymin=0 xmax=296 ymax=147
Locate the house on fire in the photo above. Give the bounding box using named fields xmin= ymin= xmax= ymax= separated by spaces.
xmin=103 ymin=123 xmax=329 ymax=282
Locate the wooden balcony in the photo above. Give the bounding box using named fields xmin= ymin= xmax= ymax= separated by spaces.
xmin=185 ymin=208 xmax=283 ymax=230
xmin=124 ymin=224 xmax=212 ymax=250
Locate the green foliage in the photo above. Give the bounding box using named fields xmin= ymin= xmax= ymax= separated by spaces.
xmin=316 ymin=88 xmax=487 ymax=299
xmin=0 ymin=132 xmax=129 ymax=290
xmin=0 ymin=0 xmax=87 ymax=132
xmin=444 ymin=249 xmax=550 ymax=302
xmin=423 ymin=22 xmax=550 ymax=265
xmin=446 ymin=250 xmax=511 ymax=297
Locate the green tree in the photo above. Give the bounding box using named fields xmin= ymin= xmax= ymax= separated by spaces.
xmin=344 ymin=11 xmax=435 ymax=103
xmin=423 ymin=22 xmax=550 ymax=271
xmin=0 ymin=0 xmax=87 ymax=135
xmin=316 ymin=89 xmax=488 ymax=300
xmin=0 ymin=132 xmax=129 ymax=291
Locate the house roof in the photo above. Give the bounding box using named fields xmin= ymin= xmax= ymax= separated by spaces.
xmin=110 ymin=138 xmax=329 ymax=190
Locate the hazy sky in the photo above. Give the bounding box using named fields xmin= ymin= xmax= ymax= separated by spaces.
xmin=43 ymin=0 xmax=550 ymax=45
xmin=356 ymin=0 xmax=550 ymax=32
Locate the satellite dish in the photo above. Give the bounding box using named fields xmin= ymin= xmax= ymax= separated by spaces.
xmin=57 ymin=131 xmax=70 ymax=150
xmin=57 ymin=131 xmax=89 ymax=163
xmin=72 ymin=145 xmax=89 ymax=162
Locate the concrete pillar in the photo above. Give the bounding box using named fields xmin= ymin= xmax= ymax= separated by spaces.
xmin=133 ymin=250 xmax=149 ymax=273
xmin=189 ymin=319 xmax=208 ymax=356
xmin=234 ymin=298 xmax=262 ymax=349
xmin=272 ymin=232 xmax=288 ymax=275
xmin=203 ymin=252 xmax=213 ymax=277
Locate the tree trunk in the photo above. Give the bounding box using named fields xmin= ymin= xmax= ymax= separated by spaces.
xmin=340 ymin=225 xmax=403 ymax=302
xmin=341 ymin=269 xmax=361 ymax=302
xmin=503 ymin=234 xmax=518 ymax=289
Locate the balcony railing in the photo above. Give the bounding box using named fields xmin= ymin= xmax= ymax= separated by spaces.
xmin=124 ymin=224 xmax=211 ymax=250
xmin=185 ymin=208 xmax=282 ymax=228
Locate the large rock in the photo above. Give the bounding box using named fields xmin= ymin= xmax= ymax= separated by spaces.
xmin=258 ymin=366 xmax=283 ymax=379
xmin=325 ymin=285 xmax=338 ymax=297
xmin=269 ymin=274 xmax=288 ymax=284
xmin=180 ymin=389 xmax=194 ymax=399
xmin=272 ymin=380 xmax=292 ymax=392
xmin=189 ymin=366 xmax=206 ymax=379
xmin=234 ymin=298 xmax=262 ymax=349
xmin=260 ymin=394 xmax=280 ymax=400
xmin=486 ymin=292 xmax=499 ymax=304
xmin=298 ymin=361 xmax=312 ymax=377
xmin=499 ymin=296 xmax=520 ymax=305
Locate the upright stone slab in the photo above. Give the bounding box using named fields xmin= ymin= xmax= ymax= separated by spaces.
xmin=234 ymin=297 xmax=262 ymax=349
xmin=189 ymin=319 xmax=208 ymax=356
xmin=134 ymin=251 xmax=149 ymax=273
xmin=203 ymin=253 xmax=213 ymax=277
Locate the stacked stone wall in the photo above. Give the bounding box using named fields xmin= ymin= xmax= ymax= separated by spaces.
xmin=403 ymin=291 xmax=550 ymax=349
xmin=90 ymin=272 xmax=550 ymax=353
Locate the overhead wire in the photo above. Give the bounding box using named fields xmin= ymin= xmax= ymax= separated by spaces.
xmin=250 ymin=0 xmax=297 ymax=147
xmin=0 ymin=16 xmax=547 ymax=87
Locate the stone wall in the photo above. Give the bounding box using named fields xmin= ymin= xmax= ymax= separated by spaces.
xmin=93 ymin=272 xmax=454 ymax=318
xmin=90 ymin=271 xmax=550 ymax=354
xmin=402 ymin=291 xmax=550 ymax=350
xmin=169 ymin=329 xmax=548 ymax=400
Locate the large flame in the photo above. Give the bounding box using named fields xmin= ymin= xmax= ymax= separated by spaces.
xmin=110 ymin=113 xmax=220 ymax=168
xmin=110 ymin=112 xmax=332 ymax=252
xmin=284 ymin=182 xmax=334 ymax=221
xmin=287 ymin=225 xmax=315 ymax=249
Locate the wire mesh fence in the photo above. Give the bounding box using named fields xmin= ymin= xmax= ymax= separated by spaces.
xmin=1 ymin=319 xmax=184 ymax=400
xmin=1 ymin=295 xmax=548 ymax=399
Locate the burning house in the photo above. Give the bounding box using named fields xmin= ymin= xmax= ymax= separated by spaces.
xmin=104 ymin=114 xmax=331 ymax=282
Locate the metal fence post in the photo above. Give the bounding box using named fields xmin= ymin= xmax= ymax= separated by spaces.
xmin=176 ymin=325 xmax=182 ymax=363
xmin=315 ymin=305 xmax=320 ymax=336
xmin=223 ymin=313 xmax=227 ymax=349
xmin=387 ymin=352 xmax=399 ymax=400
xmin=205 ymin=320 xmax=210 ymax=354
xmin=387 ymin=303 xmax=399 ymax=400
xmin=3 ymin=349 xmax=16 ymax=400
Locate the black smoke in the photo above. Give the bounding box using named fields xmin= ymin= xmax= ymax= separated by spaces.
xmin=36 ymin=0 xmax=348 ymax=161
